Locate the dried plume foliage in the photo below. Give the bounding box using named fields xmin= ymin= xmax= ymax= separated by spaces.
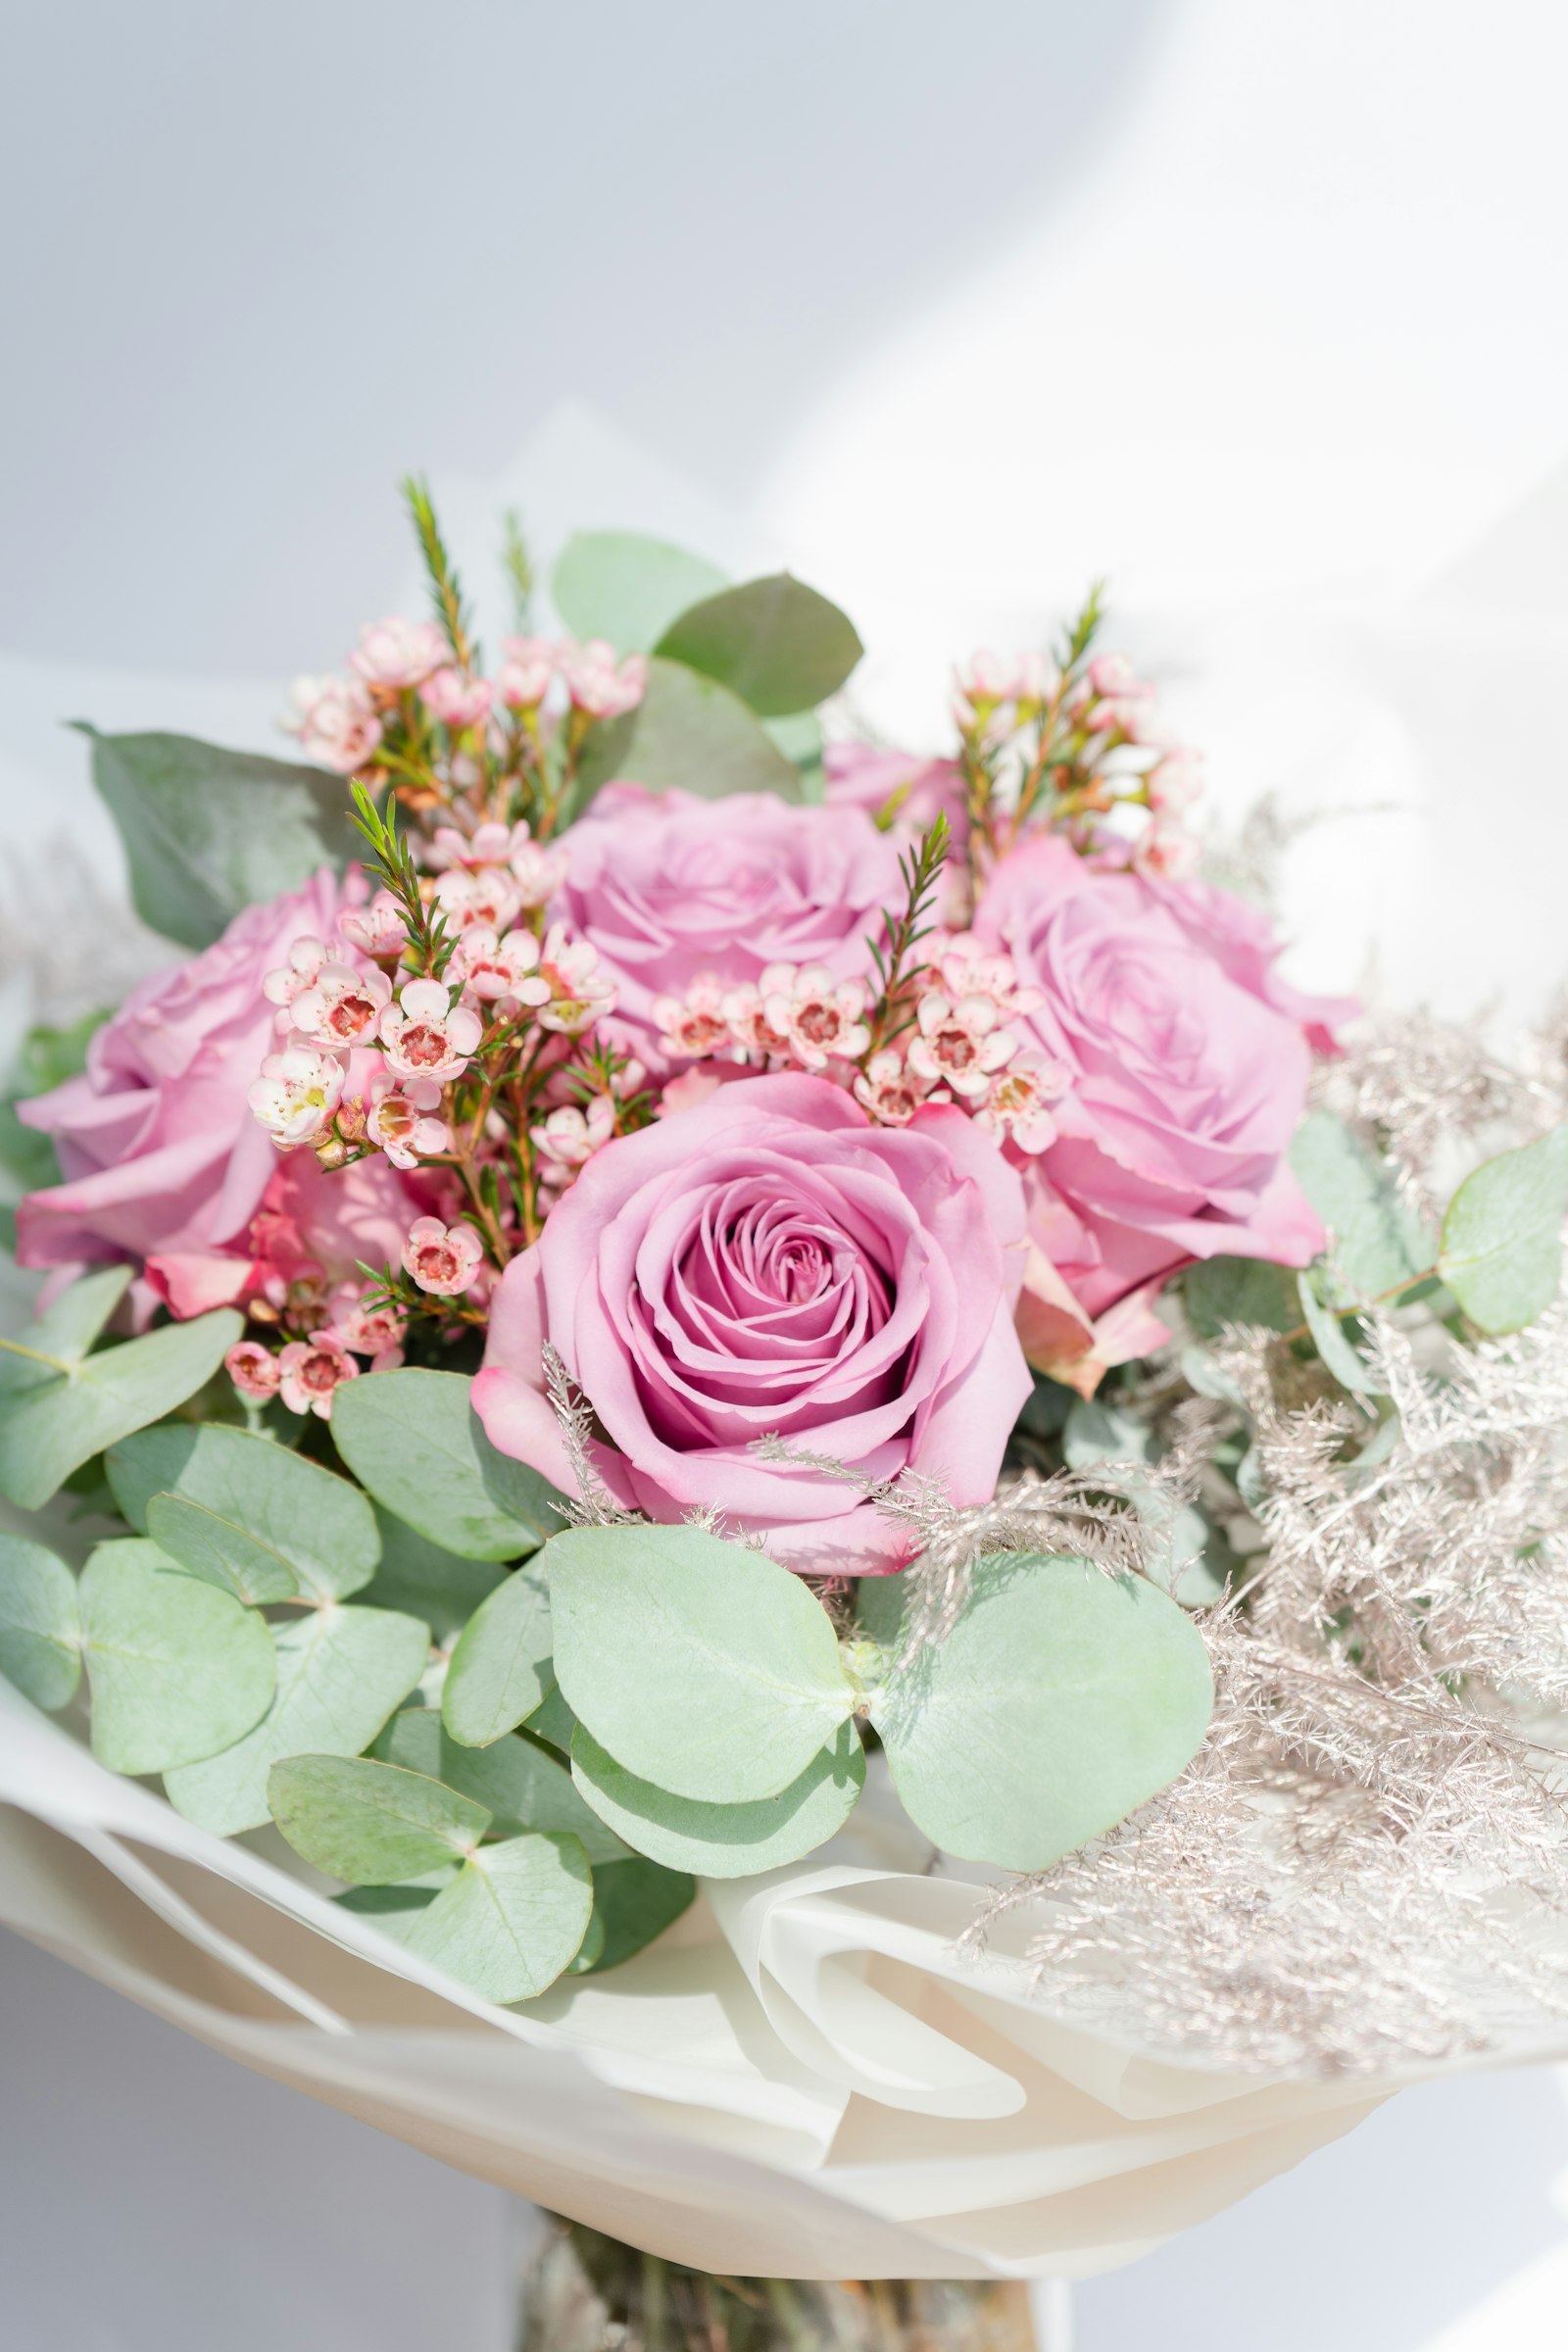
xmin=959 ymin=1006 xmax=1568 ymax=2076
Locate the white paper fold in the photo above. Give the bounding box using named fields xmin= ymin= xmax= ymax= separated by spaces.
xmin=6 ymin=1676 xmax=1549 ymax=2280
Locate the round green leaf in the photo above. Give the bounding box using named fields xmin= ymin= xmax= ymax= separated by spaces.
xmin=0 ymin=1299 xmax=243 ymax=1512
xmin=571 ymin=1721 xmax=864 ymax=1879
xmin=108 ymin=1421 xmax=378 ymax=1601
xmin=1182 ymin=1255 xmax=1299 ymax=1341
xmin=146 ymin=1492 xmax=298 ymax=1605
xmin=78 ymin=1539 xmax=276 ymax=1775
xmin=552 ymin=530 xmax=727 ymax=654
xmin=375 ymin=1707 xmax=626 ymax=1863
xmin=403 ymin=1832 xmax=593 ymax=2003
xmin=441 ymin=1567 xmax=554 ymax=1747
xmin=269 ymin=1753 xmax=490 ymax=1884
xmin=654 ymin=575 xmax=863 ymax=716
xmin=1439 ymin=1123 xmax=1568 ymax=1335
xmin=164 ymin=1602 xmax=430 ymax=1836
xmin=79 ymin=725 xmax=359 ymax=952
xmin=1290 ymin=1110 xmax=1435 ymax=1305
xmin=362 ymin=1504 xmax=507 ymax=1640
xmin=335 ymin=1867 xmax=460 ymax=1948
xmin=572 ymin=658 xmax=803 ymax=808
xmin=546 ymin=1523 xmax=855 ymax=1803
xmin=871 ymin=1554 xmax=1213 ymax=1871
xmin=569 ymin=1855 xmax=696 ymax=1976
xmin=0 ymin=1532 xmax=82 ymax=1710
xmin=331 ymin=1369 xmax=564 ymax=1561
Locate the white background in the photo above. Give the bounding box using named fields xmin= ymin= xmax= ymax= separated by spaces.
xmin=4 ymin=2 xmax=1568 ymax=2344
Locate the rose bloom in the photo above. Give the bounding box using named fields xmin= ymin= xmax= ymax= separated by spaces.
xmin=552 ymin=785 xmax=905 ymax=1062
xmin=473 ymin=1073 xmax=1030 ymax=1574
xmin=14 ymin=869 xmax=360 ymax=1314
xmin=973 ymin=836 xmax=1351 ymax=1383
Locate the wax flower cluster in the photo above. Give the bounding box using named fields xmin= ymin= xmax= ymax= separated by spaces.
xmin=217 ymin=512 xmax=1232 ymax=1420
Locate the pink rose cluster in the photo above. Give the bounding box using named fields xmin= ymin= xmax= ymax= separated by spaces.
xmin=15 ymin=625 xmax=1348 ymax=1557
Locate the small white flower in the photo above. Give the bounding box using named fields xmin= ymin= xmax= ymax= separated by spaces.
xmin=379 ymin=977 xmax=484 ymax=1083
xmin=248 ymin=1045 xmax=347 ymax=1147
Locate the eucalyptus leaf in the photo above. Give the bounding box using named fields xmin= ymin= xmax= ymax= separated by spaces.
xmin=570 ymin=1855 xmax=696 ymax=1976
xmin=362 ymin=1504 xmax=507 ymax=1640
xmin=524 ymin=1684 xmax=577 ymax=1757
xmin=855 ymin=1573 xmax=906 ymax=1647
xmin=12 ymin=1007 xmax=111 ymax=1097
xmin=1183 ymin=1255 xmax=1299 ymax=1341
xmin=572 ymin=658 xmax=803 ymax=808
xmin=269 ymin=1753 xmax=490 ymax=1884
xmin=146 ymin=1492 xmax=298 ymax=1605
xmin=655 ymin=575 xmax=863 ymax=717
xmin=761 ymin=710 xmax=825 ymax=801
xmin=571 ymin=1721 xmax=864 ymax=1879
xmin=0 ymin=1298 xmax=243 ymax=1511
xmin=552 ymin=531 xmax=727 ymax=654
xmin=164 ymin=1602 xmax=429 ymax=1836
xmin=376 ymin=1706 xmax=627 ymax=1862
xmin=546 ymin=1523 xmax=856 ymax=1804
xmin=79 ymin=726 xmax=358 ymax=951
xmin=78 ymin=1538 xmax=275 ymax=1775
xmin=334 ymin=1867 xmax=459 ymax=1948
xmin=1291 ymin=1110 xmax=1435 ymax=1305
xmin=1296 ymin=1270 xmax=1386 ymax=1396
xmin=403 ymin=1831 xmax=593 ymax=2003
xmin=441 ymin=1567 xmax=554 ymax=1747
xmin=331 ymin=1369 xmax=563 ymax=1561
xmin=1438 ymin=1124 xmax=1568 ymax=1335
xmin=0 ymin=1532 xmax=82 ymax=1710
xmin=108 ymin=1422 xmax=378 ymax=1601
xmin=872 ymin=1553 xmax=1213 ymax=1871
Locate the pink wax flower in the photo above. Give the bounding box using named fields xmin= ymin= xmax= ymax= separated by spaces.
xmin=760 ymin=964 xmax=870 ymax=1071
xmin=535 ymin=925 xmax=615 ymax=1035
xmin=262 ymin=935 xmax=331 ymax=1023
xmin=366 ymin=1073 xmax=450 ymax=1169
xmin=531 ymin=1098 xmax=615 ymax=1195
xmin=278 ymin=1331 xmax=359 ymax=1418
xmin=248 ymin=1044 xmax=348 ymax=1147
xmin=348 ymin=616 xmax=449 ymax=692
xmin=286 ymin=960 xmax=393 ymax=1050
xmin=449 ymin=924 xmax=551 ymax=1007
xmin=379 ymin=978 xmax=484 ymax=1084
xmin=853 ymin=1048 xmax=944 ymax=1127
xmin=326 ymin=1282 xmax=408 ymax=1363
xmin=652 ymin=974 xmax=734 ymax=1061
xmin=402 ymin=1215 xmax=484 ymax=1297
xmin=906 ymin=984 xmax=1019 ymax=1102
xmin=497 ymin=636 xmax=556 ymax=710
xmin=472 ymin=1072 xmax=1031 ymax=1574
xmin=561 ymin=639 xmax=648 ymax=719
xmin=338 ymin=889 xmax=408 ymax=960
xmin=225 ymin=1341 xmax=280 ymax=1401
xmin=15 ymin=870 xmax=349 ymax=1299
xmin=282 ymin=676 xmax=383 ymax=774
xmin=554 ymin=784 xmax=903 ymax=1061
xmin=419 ymin=668 xmax=494 ymax=730
xmin=974 ymin=834 xmax=1343 ymax=1333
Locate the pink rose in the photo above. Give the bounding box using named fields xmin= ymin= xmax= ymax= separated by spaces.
xmin=823 ymin=743 xmax=965 ymax=838
xmin=15 ymin=869 xmax=405 ymax=1316
xmin=552 ymin=785 xmax=905 ymax=1061
xmin=974 ymin=836 xmax=1338 ymax=1350
xmin=473 ymin=1073 xmax=1031 ymax=1573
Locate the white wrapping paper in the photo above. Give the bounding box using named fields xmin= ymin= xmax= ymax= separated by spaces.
xmin=6 ymin=1674 xmax=1554 ymax=2281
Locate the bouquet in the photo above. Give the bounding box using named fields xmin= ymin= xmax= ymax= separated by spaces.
xmin=5 ymin=483 xmax=1568 ymax=2325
